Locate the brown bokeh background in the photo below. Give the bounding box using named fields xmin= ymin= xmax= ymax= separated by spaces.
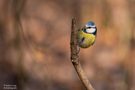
xmin=0 ymin=0 xmax=135 ymax=90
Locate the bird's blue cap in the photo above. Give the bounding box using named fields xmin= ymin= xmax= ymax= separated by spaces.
xmin=85 ymin=21 xmax=95 ymax=27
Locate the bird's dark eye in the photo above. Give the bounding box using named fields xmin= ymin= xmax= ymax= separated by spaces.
xmin=86 ymin=27 xmax=91 ymax=29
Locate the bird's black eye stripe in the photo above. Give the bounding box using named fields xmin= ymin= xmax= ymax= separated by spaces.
xmin=86 ymin=27 xmax=91 ymax=29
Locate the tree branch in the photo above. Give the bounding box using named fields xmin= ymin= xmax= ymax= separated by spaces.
xmin=70 ymin=18 xmax=95 ymax=90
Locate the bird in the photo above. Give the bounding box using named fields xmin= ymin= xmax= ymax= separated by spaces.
xmin=77 ymin=21 xmax=97 ymax=48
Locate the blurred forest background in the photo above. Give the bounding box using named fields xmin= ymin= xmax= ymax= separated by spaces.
xmin=0 ymin=0 xmax=135 ymax=90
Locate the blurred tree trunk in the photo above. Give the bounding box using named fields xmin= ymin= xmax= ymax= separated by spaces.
xmin=12 ymin=0 xmax=26 ymax=90
xmin=0 ymin=0 xmax=26 ymax=90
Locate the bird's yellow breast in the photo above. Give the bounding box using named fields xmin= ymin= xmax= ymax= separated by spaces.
xmin=77 ymin=30 xmax=96 ymax=48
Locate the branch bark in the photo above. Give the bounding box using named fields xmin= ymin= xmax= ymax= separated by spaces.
xmin=70 ymin=18 xmax=95 ymax=90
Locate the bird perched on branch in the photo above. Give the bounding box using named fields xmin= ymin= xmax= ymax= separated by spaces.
xmin=77 ymin=21 xmax=97 ymax=48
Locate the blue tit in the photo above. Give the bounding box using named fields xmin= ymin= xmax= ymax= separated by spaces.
xmin=77 ymin=21 xmax=97 ymax=48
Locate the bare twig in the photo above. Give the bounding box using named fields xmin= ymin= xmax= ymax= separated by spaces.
xmin=70 ymin=18 xmax=95 ymax=90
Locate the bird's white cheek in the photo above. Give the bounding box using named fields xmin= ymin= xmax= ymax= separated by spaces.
xmin=86 ymin=28 xmax=96 ymax=33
